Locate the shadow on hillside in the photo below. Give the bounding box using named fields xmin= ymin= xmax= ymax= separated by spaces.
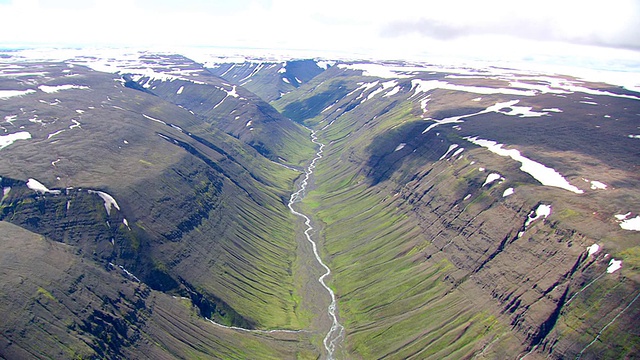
xmin=364 ymin=120 xmax=453 ymax=185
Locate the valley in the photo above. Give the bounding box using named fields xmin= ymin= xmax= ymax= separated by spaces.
xmin=0 ymin=48 xmax=638 ymax=359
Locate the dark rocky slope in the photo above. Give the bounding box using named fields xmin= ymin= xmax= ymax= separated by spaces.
xmin=276 ymin=62 xmax=640 ymax=359
xmin=0 ymin=59 xmax=317 ymax=358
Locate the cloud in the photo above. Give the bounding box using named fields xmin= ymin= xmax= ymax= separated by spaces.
xmin=381 ymin=0 xmax=640 ymax=50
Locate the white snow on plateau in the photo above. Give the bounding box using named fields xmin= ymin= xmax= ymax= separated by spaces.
xmin=394 ymin=143 xmax=406 ymax=152
xmin=619 ymin=216 xmax=640 ymax=231
xmin=338 ymin=63 xmax=413 ymax=79
xmin=607 ymin=259 xmax=622 ymax=273
xmin=542 ymin=108 xmax=563 ymax=113
xmin=628 ymin=135 xmax=640 ymax=139
xmin=69 ymin=119 xmax=81 ymax=129
xmin=316 ymin=60 xmax=335 ymax=70
xmin=1 ymin=131 xmax=31 ymax=149
xmin=580 ymin=101 xmax=598 ymax=105
xmin=0 ymin=89 xmax=36 ymax=99
xmin=421 ymin=100 xmax=535 ymax=134
xmin=590 ymin=180 xmax=607 ymax=190
xmin=38 ymin=84 xmax=88 ymax=93
xmin=88 ymin=190 xmax=120 ymax=216
xmin=502 ymin=188 xmax=514 ymax=197
xmin=587 ymin=244 xmax=600 ymax=256
xmin=411 ymin=79 xmax=536 ymax=97
xmin=525 ymin=204 xmax=552 ymax=227
xmin=483 ymin=173 xmax=502 ymax=186
xmin=177 ymin=85 xmax=184 ymax=94
xmin=26 ymin=178 xmax=61 ymax=194
xmin=496 ymin=103 xmax=548 ymax=117
xmin=465 ymin=136 xmax=584 ymax=194
xmin=283 ymin=78 xmax=290 ymax=84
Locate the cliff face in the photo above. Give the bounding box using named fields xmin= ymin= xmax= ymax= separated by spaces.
xmin=275 ymin=62 xmax=640 ymax=358
xmin=0 ymin=57 xmax=317 ymax=358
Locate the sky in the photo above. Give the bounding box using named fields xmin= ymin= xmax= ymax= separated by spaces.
xmin=1 ymin=0 xmax=639 ymax=73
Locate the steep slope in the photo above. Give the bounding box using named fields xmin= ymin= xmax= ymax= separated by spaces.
xmin=206 ymin=58 xmax=329 ymax=102
xmin=0 ymin=57 xmax=318 ymax=357
xmin=276 ymin=61 xmax=640 ymax=359
xmin=0 ymin=221 xmax=313 ymax=359
xmin=113 ymin=53 xmax=316 ymax=166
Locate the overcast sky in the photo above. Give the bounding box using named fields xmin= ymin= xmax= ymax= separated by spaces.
xmin=1 ymin=0 xmax=639 ymax=70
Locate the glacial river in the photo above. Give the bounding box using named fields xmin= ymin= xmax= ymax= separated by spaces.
xmin=288 ymin=130 xmax=344 ymax=359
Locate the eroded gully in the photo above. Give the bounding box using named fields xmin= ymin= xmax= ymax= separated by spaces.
xmin=288 ymin=130 xmax=345 ymax=359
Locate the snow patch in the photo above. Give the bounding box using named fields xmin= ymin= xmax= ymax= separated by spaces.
xmin=587 ymin=244 xmax=600 ymax=256
xmin=316 ymin=60 xmax=335 ymax=70
xmin=412 ymin=79 xmax=535 ymax=97
xmin=615 ymin=212 xmax=631 ymax=220
xmin=176 ymin=85 xmax=184 ymax=94
xmin=394 ymin=143 xmax=406 ymax=152
xmin=452 ymin=147 xmax=464 ymax=158
xmin=143 ymin=114 xmax=166 ymax=125
xmin=0 ymin=89 xmax=36 ymax=99
xmin=26 ymin=178 xmax=61 ymax=194
xmin=47 ymin=129 xmax=66 ymax=139
xmin=383 ymin=86 xmax=401 ymax=97
xmin=590 ymin=180 xmax=607 ymax=190
xmin=38 ymin=84 xmax=88 ymax=93
xmin=465 ymin=137 xmax=584 ymax=194
xmin=1 ymin=131 xmax=31 ymax=149
xmin=503 ymin=188 xmax=514 ymax=197
xmin=607 ymin=259 xmax=622 ymax=273
xmin=525 ymin=204 xmax=552 ymax=227
xmin=439 ymin=144 xmax=459 ymax=160
xmin=619 ymin=216 xmax=640 ymax=231
xmin=483 ymin=173 xmax=502 ymax=186
xmin=88 ymin=190 xmax=120 ymax=216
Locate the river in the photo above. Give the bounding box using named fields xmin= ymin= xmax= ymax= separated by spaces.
xmin=288 ymin=130 xmax=345 ymax=359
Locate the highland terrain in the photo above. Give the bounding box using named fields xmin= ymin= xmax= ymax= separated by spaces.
xmin=0 ymin=48 xmax=638 ymax=359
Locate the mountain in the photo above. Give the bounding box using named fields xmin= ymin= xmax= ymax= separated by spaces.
xmin=273 ymin=61 xmax=640 ymax=359
xmin=0 ymin=53 xmax=317 ymax=358
xmin=0 ymin=49 xmax=638 ymax=359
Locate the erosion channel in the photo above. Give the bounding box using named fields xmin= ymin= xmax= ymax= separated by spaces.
xmin=288 ymin=130 xmax=345 ymax=359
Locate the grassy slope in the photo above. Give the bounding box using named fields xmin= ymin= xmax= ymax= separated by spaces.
xmin=278 ymin=69 xmax=640 ymax=358
xmin=0 ymin=221 xmax=315 ymax=359
xmin=0 ymin=62 xmax=320 ymax=356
